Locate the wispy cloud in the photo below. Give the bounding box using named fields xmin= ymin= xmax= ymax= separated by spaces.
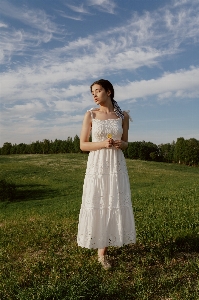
xmin=173 ymin=0 xmax=199 ymax=7
xmin=0 ymin=44 xmax=173 ymax=102
xmin=1 ymin=1 xmax=59 ymax=33
xmin=0 ymin=1 xmax=66 ymax=64
xmin=57 ymin=11 xmax=84 ymax=21
xmin=87 ymin=0 xmax=117 ymax=14
xmin=0 ymin=0 xmax=64 ymax=63
xmin=0 ymin=28 xmax=24 ymax=64
xmin=1 ymin=0 xmax=199 ymax=105
xmin=164 ymin=6 xmax=199 ymax=45
xmin=0 ymin=22 xmax=8 ymax=28
xmin=65 ymin=4 xmax=91 ymax=14
xmin=0 ymin=0 xmax=199 ymax=145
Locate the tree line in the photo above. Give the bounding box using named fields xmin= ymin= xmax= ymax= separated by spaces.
xmin=1 ymin=136 xmax=199 ymax=166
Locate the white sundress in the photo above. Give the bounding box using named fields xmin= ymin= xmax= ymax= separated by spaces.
xmin=77 ymin=109 xmax=136 ymax=249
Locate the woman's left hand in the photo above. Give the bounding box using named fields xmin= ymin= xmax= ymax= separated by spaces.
xmin=113 ymin=140 xmax=126 ymax=150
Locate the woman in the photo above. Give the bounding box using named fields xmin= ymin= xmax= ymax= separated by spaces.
xmin=77 ymin=79 xmax=136 ymax=269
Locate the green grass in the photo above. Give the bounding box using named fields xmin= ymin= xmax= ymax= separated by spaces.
xmin=0 ymin=154 xmax=199 ymax=300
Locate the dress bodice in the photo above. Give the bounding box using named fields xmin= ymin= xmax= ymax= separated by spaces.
xmin=89 ymin=107 xmax=123 ymax=142
xmin=92 ymin=118 xmax=123 ymax=142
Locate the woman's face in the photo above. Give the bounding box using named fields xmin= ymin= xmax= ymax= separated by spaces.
xmin=91 ymin=84 xmax=110 ymax=105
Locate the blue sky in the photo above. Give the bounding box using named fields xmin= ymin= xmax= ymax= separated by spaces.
xmin=0 ymin=0 xmax=199 ymax=147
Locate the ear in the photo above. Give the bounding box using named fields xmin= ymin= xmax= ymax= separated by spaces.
xmin=107 ymin=90 xmax=111 ymax=96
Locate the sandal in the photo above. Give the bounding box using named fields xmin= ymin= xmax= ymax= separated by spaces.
xmin=98 ymin=255 xmax=111 ymax=270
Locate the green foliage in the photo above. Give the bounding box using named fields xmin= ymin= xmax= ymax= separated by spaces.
xmin=174 ymin=137 xmax=186 ymax=164
xmin=126 ymin=141 xmax=162 ymax=162
xmin=174 ymin=138 xmax=199 ymax=165
xmin=0 ymin=142 xmax=12 ymax=155
xmin=41 ymin=139 xmax=51 ymax=154
xmin=0 ymin=154 xmax=199 ymax=299
xmin=0 ymin=179 xmax=16 ymax=202
xmin=159 ymin=141 xmax=175 ymax=163
xmin=0 ymin=136 xmax=199 ymax=166
xmin=127 ymin=141 xmax=141 ymax=159
xmin=73 ymin=135 xmax=81 ymax=153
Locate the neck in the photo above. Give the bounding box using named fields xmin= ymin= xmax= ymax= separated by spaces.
xmin=99 ymin=99 xmax=114 ymax=113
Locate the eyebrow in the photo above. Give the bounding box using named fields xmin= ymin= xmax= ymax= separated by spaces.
xmin=91 ymin=88 xmax=101 ymax=93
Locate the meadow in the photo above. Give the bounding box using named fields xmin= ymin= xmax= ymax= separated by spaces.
xmin=0 ymin=154 xmax=199 ymax=300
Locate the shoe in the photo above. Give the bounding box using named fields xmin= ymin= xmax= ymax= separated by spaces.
xmin=98 ymin=255 xmax=111 ymax=270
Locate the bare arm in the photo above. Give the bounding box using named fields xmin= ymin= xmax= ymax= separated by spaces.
xmin=80 ymin=112 xmax=112 ymax=151
xmin=114 ymin=111 xmax=129 ymax=150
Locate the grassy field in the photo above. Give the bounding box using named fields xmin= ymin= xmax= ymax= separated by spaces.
xmin=0 ymin=154 xmax=199 ymax=300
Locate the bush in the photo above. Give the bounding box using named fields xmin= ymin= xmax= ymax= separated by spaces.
xmin=0 ymin=179 xmax=16 ymax=202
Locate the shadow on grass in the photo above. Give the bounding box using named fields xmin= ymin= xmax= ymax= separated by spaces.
xmin=102 ymin=234 xmax=199 ymax=299
xmin=111 ymin=233 xmax=199 ymax=263
xmin=14 ymin=183 xmax=58 ymax=202
xmin=57 ymin=235 xmax=199 ymax=300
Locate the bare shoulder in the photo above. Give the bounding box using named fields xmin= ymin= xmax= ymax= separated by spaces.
xmin=83 ymin=111 xmax=92 ymax=123
xmin=123 ymin=111 xmax=130 ymax=120
xmin=85 ymin=110 xmax=92 ymax=117
xmin=122 ymin=111 xmax=129 ymax=130
xmin=123 ymin=111 xmax=130 ymax=125
xmin=84 ymin=108 xmax=99 ymax=119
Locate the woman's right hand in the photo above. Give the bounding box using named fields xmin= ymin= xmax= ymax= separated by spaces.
xmin=103 ymin=138 xmax=113 ymax=149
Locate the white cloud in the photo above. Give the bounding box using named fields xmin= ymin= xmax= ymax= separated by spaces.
xmin=0 ymin=22 xmax=8 ymax=28
xmin=0 ymin=109 xmax=83 ymax=146
xmin=56 ymin=10 xmax=84 ymax=21
xmin=1 ymin=0 xmax=198 ymax=66
xmin=173 ymin=0 xmax=199 ymax=7
xmin=0 ymin=1 xmax=64 ymax=64
xmin=0 ymin=29 xmax=24 ymax=64
xmin=0 ymin=0 xmax=198 ymax=101
xmin=164 ymin=7 xmax=199 ymax=44
xmin=115 ymin=67 xmax=199 ymax=102
xmin=1 ymin=0 xmax=199 ymax=146
xmin=87 ymin=0 xmax=116 ymax=14
xmin=52 ymin=96 xmax=92 ymax=113
xmin=0 ymin=40 xmax=177 ymax=103
xmin=5 ymin=101 xmax=45 ymax=117
xmin=1 ymin=1 xmax=59 ymax=34
xmin=65 ymin=4 xmax=90 ymax=14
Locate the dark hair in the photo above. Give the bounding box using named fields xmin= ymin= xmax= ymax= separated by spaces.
xmin=90 ymin=79 xmax=124 ymax=119
xmin=90 ymin=79 xmax=114 ymax=100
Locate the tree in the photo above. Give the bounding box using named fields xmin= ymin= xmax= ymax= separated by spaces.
xmin=127 ymin=142 xmax=141 ymax=159
xmin=1 ymin=142 xmax=12 ymax=155
xmin=33 ymin=141 xmax=42 ymax=154
xmin=10 ymin=144 xmax=17 ymax=154
xmin=16 ymin=143 xmax=27 ymax=154
xmin=41 ymin=139 xmax=50 ymax=154
xmin=185 ymin=138 xmax=199 ymax=166
xmin=73 ymin=135 xmax=81 ymax=153
xmin=159 ymin=142 xmax=175 ymax=163
xmin=138 ymin=141 xmax=158 ymax=161
xmin=150 ymin=152 xmax=158 ymax=161
xmin=24 ymin=144 xmax=31 ymax=154
xmin=51 ymin=139 xmax=58 ymax=153
xmin=174 ymin=137 xmax=186 ymax=164
xmin=66 ymin=137 xmax=74 ymax=153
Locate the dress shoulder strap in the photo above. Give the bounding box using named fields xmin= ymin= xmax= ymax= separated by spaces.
xmin=87 ymin=107 xmax=98 ymax=119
